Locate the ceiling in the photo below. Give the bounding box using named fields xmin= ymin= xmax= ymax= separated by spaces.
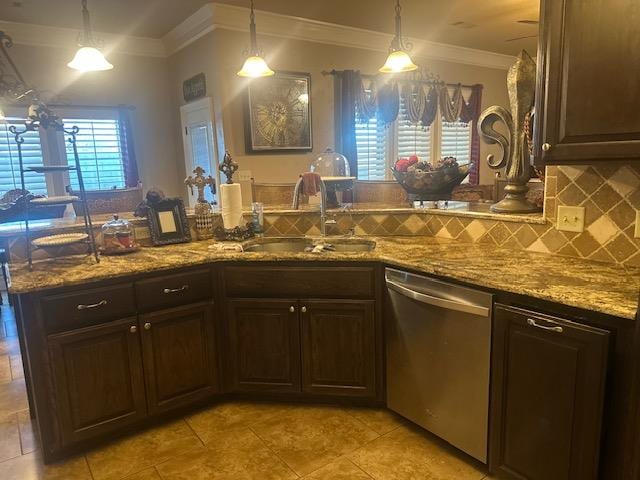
xmin=0 ymin=0 xmax=540 ymax=55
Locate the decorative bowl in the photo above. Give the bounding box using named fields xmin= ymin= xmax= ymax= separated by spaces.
xmin=391 ymin=164 xmax=471 ymax=201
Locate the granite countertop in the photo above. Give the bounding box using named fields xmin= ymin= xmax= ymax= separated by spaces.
xmin=8 ymin=236 xmax=639 ymax=320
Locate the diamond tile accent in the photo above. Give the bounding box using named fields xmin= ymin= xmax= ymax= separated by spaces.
xmin=608 ymin=166 xmax=640 ymax=198
xmin=465 ymin=220 xmax=487 ymax=241
xmin=587 ymin=215 xmax=618 ymax=245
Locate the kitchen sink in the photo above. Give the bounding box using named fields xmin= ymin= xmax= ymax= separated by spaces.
xmin=243 ymin=239 xmax=375 ymax=253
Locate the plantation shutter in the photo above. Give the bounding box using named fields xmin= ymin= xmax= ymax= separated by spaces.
xmin=64 ymin=117 xmax=126 ymax=191
xmin=355 ymin=115 xmax=387 ymax=180
xmin=396 ymin=98 xmax=430 ymax=162
xmin=0 ymin=119 xmax=47 ymax=195
xmin=441 ymin=120 xmax=471 ymax=164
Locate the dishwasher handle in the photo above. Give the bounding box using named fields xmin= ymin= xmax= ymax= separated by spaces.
xmin=386 ymin=279 xmax=490 ymax=317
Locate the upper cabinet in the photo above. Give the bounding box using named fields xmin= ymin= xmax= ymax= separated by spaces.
xmin=536 ymin=0 xmax=640 ymax=165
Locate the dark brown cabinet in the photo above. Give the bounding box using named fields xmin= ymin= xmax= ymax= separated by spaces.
xmin=48 ymin=317 xmax=147 ymax=446
xmin=536 ymin=0 xmax=640 ymax=164
xmin=226 ymin=299 xmax=301 ymax=393
xmin=300 ymin=300 xmax=376 ymax=397
xmin=140 ymin=302 xmax=218 ymax=414
xmin=490 ymin=304 xmax=610 ymax=480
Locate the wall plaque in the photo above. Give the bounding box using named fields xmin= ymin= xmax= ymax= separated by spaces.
xmin=183 ymin=73 xmax=207 ymax=102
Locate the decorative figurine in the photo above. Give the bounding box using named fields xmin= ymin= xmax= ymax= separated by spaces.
xmin=478 ymin=50 xmax=541 ymax=213
xmin=184 ymin=166 xmax=217 ymax=240
xmin=220 ymin=150 xmax=238 ymax=184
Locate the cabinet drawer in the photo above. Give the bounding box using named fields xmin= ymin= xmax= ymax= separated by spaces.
xmin=42 ymin=284 xmax=136 ymax=333
xmin=135 ymin=269 xmax=212 ymax=312
xmin=223 ymin=266 xmax=376 ymax=299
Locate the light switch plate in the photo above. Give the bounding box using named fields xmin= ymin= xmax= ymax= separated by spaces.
xmin=635 ymin=210 xmax=640 ymax=238
xmin=556 ymin=206 xmax=585 ymax=233
xmin=237 ymin=170 xmax=252 ymax=182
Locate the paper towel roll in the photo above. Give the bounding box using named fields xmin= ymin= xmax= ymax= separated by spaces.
xmin=220 ymin=183 xmax=243 ymax=229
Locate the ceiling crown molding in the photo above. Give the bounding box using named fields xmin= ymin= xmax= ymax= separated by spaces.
xmin=0 ymin=20 xmax=166 ymax=58
xmin=163 ymin=3 xmax=516 ymax=70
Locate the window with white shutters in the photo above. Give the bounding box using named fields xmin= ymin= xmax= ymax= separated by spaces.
xmin=0 ymin=119 xmax=47 ymax=196
xmin=64 ymin=118 xmax=126 ymax=191
xmin=396 ymin=98 xmax=430 ymax=162
xmin=355 ymin=115 xmax=387 ymax=180
xmin=441 ymin=120 xmax=471 ymax=164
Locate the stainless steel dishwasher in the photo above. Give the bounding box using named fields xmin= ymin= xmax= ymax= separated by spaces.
xmin=385 ymin=267 xmax=493 ymax=463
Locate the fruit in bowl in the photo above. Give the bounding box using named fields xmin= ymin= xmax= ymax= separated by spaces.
xmin=391 ymin=156 xmax=471 ymax=200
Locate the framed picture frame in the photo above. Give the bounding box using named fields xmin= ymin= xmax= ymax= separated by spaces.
xmin=244 ymin=71 xmax=313 ymax=153
xmin=147 ymin=198 xmax=192 ymax=246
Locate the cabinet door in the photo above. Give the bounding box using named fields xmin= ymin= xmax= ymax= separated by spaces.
xmin=227 ymin=299 xmax=301 ymax=393
xmin=300 ymin=300 xmax=376 ymax=398
xmin=48 ymin=317 xmax=147 ymax=446
xmin=140 ymin=303 xmax=218 ymax=415
xmin=490 ymin=305 xmax=609 ymax=480
xmin=537 ymin=0 xmax=640 ymax=164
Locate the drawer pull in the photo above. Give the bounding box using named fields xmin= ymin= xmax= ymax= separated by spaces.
xmin=163 ymin=285 xmax=189 ymax=294
xmin=76 ymin=299 xmax=108 ymax=310
xmin=289 ymin=306 xmax=295 ymax=313
xmin=130 ymin=325 xmax=138 ymax=334
xmin=301 ymin=306 xmax=307 ymax=313
xmin=144 ymin=322 xmax=151 ymax=330
xmin=527 ymin=318 xmax=563 ymax=333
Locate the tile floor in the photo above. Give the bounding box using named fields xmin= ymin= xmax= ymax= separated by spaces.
xmin=0 ymin=299 xmax=493 ymax=479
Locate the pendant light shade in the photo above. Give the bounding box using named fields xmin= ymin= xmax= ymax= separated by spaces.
xmin=237 ymin=1 xmax=274 ymax=78
xmin=68 ymin=46 xmax=113 ymax=72
xmin=379 ymin=0 xmax=418 ymax=74
xmin=68 ymin=0 xmax=113 ymax=72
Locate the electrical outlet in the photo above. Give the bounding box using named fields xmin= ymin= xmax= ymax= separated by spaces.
xmin=237 ymin=170 xmax=252 ymax=182
xmin=635 ymin=210 xmax=640 ymax=238
xmin=556 ymin=206 xmax=585 ymax=233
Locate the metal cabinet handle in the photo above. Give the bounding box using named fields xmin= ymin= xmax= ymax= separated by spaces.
xmin=542 ymin=143 xmax=551 ymax=152
xmin=144 ymin=322 xmax=151 ymax=330
xmin=301 ymin=306 xmax=307 ymax=313
xmin=289 ymin=306 xmax=295 ymax=313
xmin=130 ymin=325 xmax=138 ymax=333
xmin=163 ymin=285 xmax=189 ymax=294
xmin=527 ymin=318 xmax=563 ymax=333
xmin=77 ymin=299 xmax=108 ymax=310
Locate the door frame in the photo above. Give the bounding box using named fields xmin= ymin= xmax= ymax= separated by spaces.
xmin=180 ymin=97 xmax=224 ymax=206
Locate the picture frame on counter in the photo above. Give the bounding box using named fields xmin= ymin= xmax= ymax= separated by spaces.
xmin=147 ymin=197 xmax=192 ymax=246
xmin=244 ymin=71 xmax=313 ymax=153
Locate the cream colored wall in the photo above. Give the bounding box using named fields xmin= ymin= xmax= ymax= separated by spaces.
xmin=170 ymin=29 xmax=510 ymax=185
xmin=8 ymin=44 xmax=182 ymax=196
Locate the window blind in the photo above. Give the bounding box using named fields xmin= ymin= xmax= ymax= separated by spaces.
xmin=355 ymin=115 xmax=387 ymax=181
xmin=397 ymin=98 xmax=431 ymax=163
xmin=0 ymin=119 xmax=46 ymax=196
xmin=64 ymin=118 xmax=126 ymax=191
xmin=441 ymin=121 xmax=471 ymax=164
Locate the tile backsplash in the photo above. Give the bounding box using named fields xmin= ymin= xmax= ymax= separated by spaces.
xmin=543 ymin=165 xmax=640 ymax=266
xmin=6 ymin=166 xmax=640 ymax=268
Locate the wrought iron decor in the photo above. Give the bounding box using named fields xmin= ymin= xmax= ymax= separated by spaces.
xmin=10 ymin=116 xmax=100 ymax=268
xmin=147 ymin=198 xmax=192 ymax=246
xmin=244 ymin=71 xmax=312 ymax=153
xmin=0 ymin=31 xmax=33 ymax=102
xmin=478 ymin=50 xmax=540 ymax=213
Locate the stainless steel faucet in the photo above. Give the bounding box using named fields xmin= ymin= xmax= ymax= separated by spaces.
xmin=292 ymin=177 xmax=335 ymax=236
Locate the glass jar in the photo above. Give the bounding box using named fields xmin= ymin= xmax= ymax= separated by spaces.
xmin=311 ymin=148 xmax=350 ymax=177
xmin=101 ymin=214 xmax=137 ymax=255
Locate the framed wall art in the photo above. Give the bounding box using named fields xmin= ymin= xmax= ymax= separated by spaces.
xmin=244 ymin=71 xmax=313 ymax=153
xmin=147 ymin=198 xmax=192 ymax=246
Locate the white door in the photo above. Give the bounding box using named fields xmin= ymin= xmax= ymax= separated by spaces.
xmin=180 ymin=98 xmax=220 ymax=207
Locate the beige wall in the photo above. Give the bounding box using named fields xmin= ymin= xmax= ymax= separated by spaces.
xmin=7 ymin=44 xmax=182 ymax=196
xmin=170 ymin=29 xmax=510 ymax=185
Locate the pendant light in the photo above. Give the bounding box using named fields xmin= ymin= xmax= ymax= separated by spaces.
xmin=237 ymin=0 xmax=274 ymax=78
xmin=67 ymin=0 xmax=113 ymax=72
xmin=379 ymin=0 xmax=418 ymax=74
